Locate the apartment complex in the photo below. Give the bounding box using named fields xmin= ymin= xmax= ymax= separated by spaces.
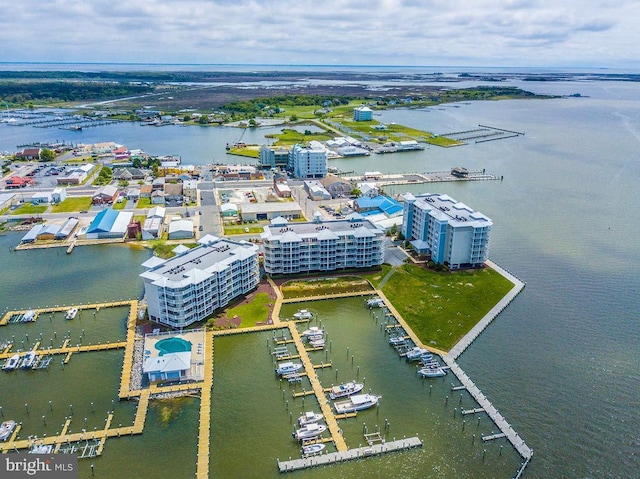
xmin=402 ymin=193 xmax=492 ymax=269
xmin=140 ymin=236 xmax=259 ymax=328
xmin=288 ymin=144 xmax=327 ymax=179
xmin=261 ymin=217 xmax=385 ymax=275
xmin=353 ymin=105 xmax=373 ymax=121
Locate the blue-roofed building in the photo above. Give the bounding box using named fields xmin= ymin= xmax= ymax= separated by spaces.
xmin=86 ymin=208 xmax=133 ymax=239
xmin=354 ymin=195 xmax=403 ymax=217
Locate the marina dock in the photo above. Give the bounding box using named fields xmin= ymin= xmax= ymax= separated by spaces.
xmin=277 ymin=437 xmax=422 ymax=472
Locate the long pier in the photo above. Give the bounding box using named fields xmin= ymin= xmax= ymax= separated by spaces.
xmin=196 ymin=331 xmax=214 ymax=479
xmin=286 ymin=322 xmax=347 ymax=452
xmin=277 ymin=437 xmax=422 ymax=472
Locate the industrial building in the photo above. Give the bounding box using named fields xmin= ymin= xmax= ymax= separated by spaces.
xmin=140 ymin=236 xmax=260 ymax=328
xmin=261 ymin=216 xmax=385 ymax=275
xmin=401 ymin=193 xmax=492 ymax=269
xmin=85 ymin=209 xmax=133 ymax=239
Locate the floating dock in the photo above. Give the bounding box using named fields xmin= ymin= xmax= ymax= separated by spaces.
xmin=277 ymin=437 xmax=422 ymax=473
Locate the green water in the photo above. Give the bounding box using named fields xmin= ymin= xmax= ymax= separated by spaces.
xmin=210 ymin=298 xmax=521 ymax=479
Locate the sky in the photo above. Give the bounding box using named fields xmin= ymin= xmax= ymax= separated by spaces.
xmin=1 ymin=0 xmax=639 ymax=69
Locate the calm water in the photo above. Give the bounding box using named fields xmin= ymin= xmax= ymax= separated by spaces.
xmin=1 ymin=78 xmax=639 ymax=478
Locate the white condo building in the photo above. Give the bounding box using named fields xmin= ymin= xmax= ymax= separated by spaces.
xmin=261 ymin=216 xmax=385 ymax=275
xmin=289 ymin=143 xmax=327 ymax=179
xmin=140 ymin=236 xmax=259 ymax=328
xmin=402 ymin=193 xmax=492 ymax=269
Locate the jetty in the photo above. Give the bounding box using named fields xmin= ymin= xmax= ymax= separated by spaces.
xmin=277 ymin=437 xmax=422 ymax=472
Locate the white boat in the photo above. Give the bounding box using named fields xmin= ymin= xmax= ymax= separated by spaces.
xmin=0 ymin=420 xmax=17 ymax=441
xmin=334 ymin=394 xmax=381 ymax=414
xmin=276 ymin=361 xmax=303 ymax=375
xmin=293 ymin=422 xmax=327 ymax=440
xmin=406 ymin=347 xmax=430 ymax=361
xmin=418 ymin=366 xmax=447 ymax=378
xmin=328 ymin=380 xmax=364 ymax=400
xmin=293 ymin=309 xmax=314 ymax=320
xmin=22 ymin=310 xmax=36 ymax=322
xmin=309 ymin=337 xmax=325 ymax=348
xmin=366 ymin=297 xmax=384 ymax=308
xmin=301 ymin=326 xmax=323 ymax=338
xmin=30 ymin=444 xmax=54 ymax=453
xmin=65 ymin=307 xmax=78 ymax=320
xmin=298 ymin=411 xmax=324 ymax=426
xmin=2 ymin=354 xmax=20 ymax=371
xmin=21 ymin=351 xmax=37 ymax=369
xmin=389 ymin=336 xmax=406 ymax=346
xmin=302 ymin=443 xmax=326 ymax=456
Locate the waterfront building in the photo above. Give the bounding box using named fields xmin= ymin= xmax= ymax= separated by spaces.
xmin=85 ymin=209 xmax=133 ymax=239
xmin=353 ymin=106 xmax=373 ymax=121
xmin=259 ymin=145 xmax=290 ymax=169
xmin=402 ymin=193 xmax=492 ymax=269
xmin=260 ymin=217 xmax=385 ymax=275
xmin=140 ymin=237 xmax=260 ymax=328
xmin=289 ymin=144 xmax=327 ymax=179
xmin=321 ymin=177 xmax=353 ymax=198
xmin=355 ymin=195 xmax=403 ymax=217
xmin=168 ymin=219 xmax=194 ymax=239
xmin=240 ymin=202 xmax=302 ymax=222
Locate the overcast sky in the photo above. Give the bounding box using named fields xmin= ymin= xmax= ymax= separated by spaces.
xmin=2 ymin=0 xmax=639 ymax=69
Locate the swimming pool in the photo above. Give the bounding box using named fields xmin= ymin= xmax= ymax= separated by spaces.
xmin=155 ymin=337 xmax=192 ymax=356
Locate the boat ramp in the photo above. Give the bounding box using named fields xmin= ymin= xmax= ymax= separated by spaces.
xmin=277 ymin=436 xmax=422 ymax=473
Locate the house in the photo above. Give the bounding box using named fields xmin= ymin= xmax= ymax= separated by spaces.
xmin=182 ymin=180 xmax=198 ymax=203
xmin=220 ymin=203 xmax=239 ymax=218
xmin=168 ymin=219 xmax=194 ymax=239
xmin=92 ymin=185 xmax=119 ymax=205
xmin=151 ymin=190 xmax=165 ymax=205
xmin=164 ymin=182 xmax=184 ymax=202
xmin=274 ymin=182 xmax=292 ymax=198
xmin=304 ymin=180 xmax=331 ymax=201
xmin=357 ymin=182 xmax=379 ymax=198
xmin=126 ymin=187 xmax=141 ymax=201
xmin=16 ymin=148 xmax=41 ymax=160
xmin=113 ymin=167 xmax=146 ymax=181
xmin=51 ymin=187 xmax=67 ymax=204
xmin=143 ymin=352 xmax=191 ymax=382
xmin=321 ymin=177 xmax=352 ymax=199
xmin=139 ymin=185 xmax=153 ymax=198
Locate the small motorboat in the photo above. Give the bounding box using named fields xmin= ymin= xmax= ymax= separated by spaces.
xmin=334 ymin=394 xmax=381 ymax=414
xmin=418 ymin=366 xmax=447 ymax=378
xmin=21 ymin=351 xmax=37 ymax=369
xmin=406 ymin=347 xmax=430 ymax=361
xmin=309 ymin=337 xmax=325 ymax=348
xmin=389 ymin=336 xmax=406 ymax=346
xmin=366 ymin=297 xmax=384 ymax=308
xmin=293 ymin=423 xmax=327 ymax=441
xmin=2 ymin=354 xmax=20 ymax=371
xmin=298 ymin=411 xmax=324 ymax=426
xmin=22 ymin=310 xmax=36 ymax=322
xmin=302 ymin=443 xmax=326 ymax=456
xmin=65 ymin=307 xmax=78 ymax=320
xmin=30 ymin=444 xmax=54 ymax=453
xmin=293 ymin=309 xmax=314 ymax=320
xmin=328 ymin=380 xmax=364 ymax=400
xmin=301 ymin=326 xmax=323 ymax=338
xmin=0 ymin=420 xmax=17 ymax=441
xmin=276 ymin=362 xmax=303 ymax=376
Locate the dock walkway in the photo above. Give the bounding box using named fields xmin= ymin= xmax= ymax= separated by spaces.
xmin=196 ymin=331 xmax=214 ymax=479
xmin=277 ymin=437 xmax=422 ymax=473
xmin=286 ymin=322 xmax=347 ymax=452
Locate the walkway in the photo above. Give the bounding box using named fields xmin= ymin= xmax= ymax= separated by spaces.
xmin=196 ymin=331 xmax=214 ymax=479
xmin=286 ymin=322 xmax=347 ymax=452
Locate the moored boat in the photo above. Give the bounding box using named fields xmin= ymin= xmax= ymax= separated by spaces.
xmin=302 ymin=443 xmax=326 ymax=456
xmin=328 ymin=380 xmax=364 ymax=400
xmin=276 ymin=361 xmax=303 ymax=375
xmin=298 ymin=411 xmax=324 ymax=426
xmin=0 ymin=420 xmax=17 ymax=441
xmin=30 ymin=444 xmax=54 ymax=453
xmin=301 ymin=326 xmax=323 ymax=337
xmin=293 ymin=422 xmax=327 ymax=441
xmin=293 ymin=309 xmax=314 ymax=320
xmin=418 ymin=366 xmax=447 ymax=378
xmin=22 ymin=310 xmax=36 ymax=322
xmin=389 ymin=336 xmax=406 ymax=346
xmin=21 ymin=351 xmax=37 ymax=369
xmin=2 ymin=354 xmax=20 ymax=371
xmin=334 ymin=394 xmax=381 ymax=414
xmin=406 ymin=347 xmax=430 ymax=361
xmin=366 ymin=297 xmax=384 ymax=308
xmin=65 ymin=307 xmax=78 ymax=320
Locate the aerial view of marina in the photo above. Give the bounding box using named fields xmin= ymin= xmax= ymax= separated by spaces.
xmin=1 ymin=2 xmax=639 ymax=479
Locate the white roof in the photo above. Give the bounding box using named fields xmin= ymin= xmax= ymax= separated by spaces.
xmin=172 ymin=244 xmax=190 ymax=254
xmin=112 ymin=211 xmax=133 ymax=234
xmin=147 ymin=206 xmax=166 ymax=219
xmin=142 ymin=256 xmax=166 ymax=268
xmin=143 ymin=352 xmax=191 ymax=374
xmin=169 ymin=219 xmax=194 ymax=233
xmin=220 ymin=203 xmax=238 ymax=212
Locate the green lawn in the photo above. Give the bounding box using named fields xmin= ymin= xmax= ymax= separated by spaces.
xmin=225 ymin=293 xmax=271 ymax=328
xmin=136 ymin=198 xmax=151 ymax=209
xmin=113 ymin=200 xmax=127 ymax=210
xmin=357 ymin=264 xmax=392 ymax=288
xmin=265 ymin=128 xmax=334 ymax=146
xmin=381 ymin=264 xmax=514 ymax=351
xmin=281 ymin=276 xmax=374 ymax=299
xmin=224 ymin=224 xmax=266 ymax=235
xmin=11 ymin=204 xmax=48 ymax=215
xmin=50 ymin=196 xmax=92 ymax=213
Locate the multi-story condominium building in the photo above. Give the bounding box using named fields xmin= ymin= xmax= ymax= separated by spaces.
xmin=140 ymin=236 xmax=259 ymax=329
xmin=259 ymin=145 xmax=290 ymax=169
xmin=288 ymin=144 xmax=327 ymax=179
xmin=402 ymin=193 xmax=492 ymax=269
xmin=353 ymin=105 xmax=373 ymax=121
xmin=261 ymin=217 xmax=385 ymax=275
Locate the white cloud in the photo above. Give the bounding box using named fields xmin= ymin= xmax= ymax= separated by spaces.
xmin=0 ymin=0 xmax=638 ymax=67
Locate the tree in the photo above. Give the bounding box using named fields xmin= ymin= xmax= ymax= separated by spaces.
xmin=289 ymin=114 xmax=298 ymax=122
xmin=350 ymin=188 xmax=362 ymax=197
xmin=248 ymin=119 xmax=257 ymax=127
xmin=40 ymin=148 xmax=55 ymax=162
xmin=131 ymin=157 xmax=142 ymax=168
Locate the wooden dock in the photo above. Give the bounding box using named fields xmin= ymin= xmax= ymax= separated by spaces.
xmin=287 ymin=323 xmax=347 ymax=452
xmin=196 ymin=331 xmax=214 ymax=479
xmin=277 ymin=436 xmax=422 ymax=473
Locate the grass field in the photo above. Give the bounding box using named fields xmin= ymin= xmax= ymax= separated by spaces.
xmin=11 ymin=204 xmax=48 ymax=215
xmin=136 ymin=198 xmax=151 ymax=209
xmin=281 ymin=276 xmax=373 ymax=299
xmin=225 ymin=293 xmax=271 ymax=328
xmin=50 ymin=197 xmax=92 ymax=213
xmin=381 ymin=264 xmax=514 ymax=351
